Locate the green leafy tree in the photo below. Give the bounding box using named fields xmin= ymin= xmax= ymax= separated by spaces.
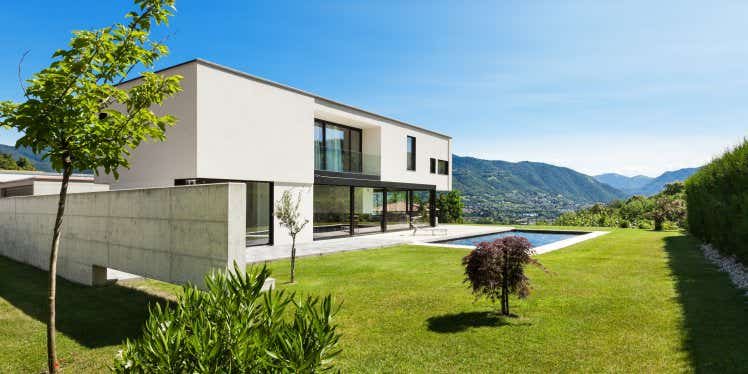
xmin=0 ymin=1 xmax=181 ymax=371
xmin=436 ymin=190 xmax=464 ymax=223
xmin=113 ymin=264 xmax=342 ymax=372
xmin=652 ymin=196 xmax=686 ymax=231
xmin=275 ymin=190 xmax=309 ymax=283
xmin=462 ymin=236 xmax=547 ymax=316
xmin=0 ymin=152 xmax=19 ymax=170
xmin=15 ymin=156 xmax=35 ymax=171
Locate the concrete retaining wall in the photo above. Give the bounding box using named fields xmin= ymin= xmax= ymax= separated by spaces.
xmin=0 ymin=183 xmax=246 ymax=287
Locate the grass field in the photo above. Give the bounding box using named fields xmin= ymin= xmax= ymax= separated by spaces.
xmin=0 ymin=228 xmax=745 ymax=372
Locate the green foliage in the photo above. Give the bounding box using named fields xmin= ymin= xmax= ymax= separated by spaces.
xmin=0 ymin=0 xmax=182 ymax=177
xmin=112 ymin=265 xmax=342 ymax=373
xmin=436 ymin=190 xmax=464 ymax=223
xmin=555 ymin=185 xmax=687 ymax=230
xmin=686 ymin=139 xmax=748 ymax=263
xmin=462 ymin=236 xmax=546 ymax=315
xmin=0 ymin=152 xmax=36 ymax=171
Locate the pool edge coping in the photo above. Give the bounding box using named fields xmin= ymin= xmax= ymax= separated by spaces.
xmin=410 ymin=230 xmax=610 ymax=255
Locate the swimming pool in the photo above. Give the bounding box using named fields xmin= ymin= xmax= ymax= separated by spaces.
xmin=440 ymin=230 xmax=584 ymax=247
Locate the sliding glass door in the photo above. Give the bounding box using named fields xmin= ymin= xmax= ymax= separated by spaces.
xmin=313 ymin=185 xmax=351 ymax=240
xmin=314 ymin=120 xmax=362 ymax=173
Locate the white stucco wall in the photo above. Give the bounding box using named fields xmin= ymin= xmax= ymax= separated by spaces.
xmin=194 ymin=63 xmax=315 ymax=184
xmin=33 ymin=181 xmax=110 ymax=195
xmin=95 ymin=62 xmax=198 ymax=189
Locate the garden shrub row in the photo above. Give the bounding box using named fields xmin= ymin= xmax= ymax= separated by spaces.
xmin=686 ymin=139 xmax=748 ymax=263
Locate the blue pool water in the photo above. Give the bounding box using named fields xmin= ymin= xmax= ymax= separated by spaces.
xmin=442 ymin=230 xmax=582 ymax=247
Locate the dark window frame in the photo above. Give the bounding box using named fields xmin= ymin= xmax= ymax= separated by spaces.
xmin=315 ymin=119 xmax=363 ymax=172
xmin=406 ymin=136 xmax=416 ymax=171
xmin=429 ymin=158 xmax=436 ymax=174
xmin=437 ymin=159 xmax=449 ymax=175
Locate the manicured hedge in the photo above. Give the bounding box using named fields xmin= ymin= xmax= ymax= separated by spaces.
xmin=685 ymin=139 xmax=748 ymax=263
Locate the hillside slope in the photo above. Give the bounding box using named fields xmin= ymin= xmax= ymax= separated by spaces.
xmin=453 ymin=155 xmax=626 ymax=221
xmin=0 ymin=144 xmax=53 ymax=172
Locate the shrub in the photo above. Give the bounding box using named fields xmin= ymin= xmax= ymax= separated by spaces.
xmin=112 ymin=265 xmax=341 ymax=372
xmin=686 ymin=139 xmax=748 ymax=262
xmin=436 ymin=190 xmax=464 ymax=223
xmin=462 ymin=236 xmax=547 ymax=316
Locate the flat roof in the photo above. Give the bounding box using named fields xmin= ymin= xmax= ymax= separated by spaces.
xmin=0 ymin=170 xmax=95 ymax=183
xmin=119 ymin=58 xmax=452 ymax=140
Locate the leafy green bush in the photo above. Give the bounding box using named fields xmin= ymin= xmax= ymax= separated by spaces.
xmin=437 ymin=190 xmax=464 ymax=223
xmin=686 ymin=139 xmax=748 ymax=262
xmin=112 ymin=265 xmax=341 ymax=372
xmin=555 ymin=185 xmax=686 ymax=230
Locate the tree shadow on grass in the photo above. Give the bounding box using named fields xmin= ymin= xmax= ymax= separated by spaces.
xmin=663 ymin=235 xmax=748 ymax=373
xmin=0 ymin=255 xmax=173 ymax=349
xmin=426 ymin=311 xmax=529 ymax=333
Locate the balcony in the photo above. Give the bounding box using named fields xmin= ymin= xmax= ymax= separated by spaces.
xmin=314 ymin=147 xmax=380 ymax=177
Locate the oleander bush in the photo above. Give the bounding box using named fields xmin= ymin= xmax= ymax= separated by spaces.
xmin=686 ymin=139 xmax=748 ymax=263
xmin=112 ymin=265 xmax=341 ymax=373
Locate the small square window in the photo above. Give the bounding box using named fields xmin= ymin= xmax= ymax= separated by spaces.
xmin=438 ymin=160 xmax=449 ymax=175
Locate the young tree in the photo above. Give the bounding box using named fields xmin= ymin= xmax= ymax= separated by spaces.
xmin=0 ymin=1 xmax=181 ymax=371
xmin=462 ymin=236 xmax=547 ymax=316
xmin=275 ymin=190 xmax=309 ymax=283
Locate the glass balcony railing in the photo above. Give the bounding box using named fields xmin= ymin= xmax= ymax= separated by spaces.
xmin=315 ymin=148 xmax=380 ymax=176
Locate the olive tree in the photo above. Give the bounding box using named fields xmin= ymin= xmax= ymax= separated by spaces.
xmin=462 ymin=236 xmax=547 ymax=316
xmin=275 ymin=190 xmax=309 ymax=283
xmin=0 ymin=1 xmax=181 ymax=371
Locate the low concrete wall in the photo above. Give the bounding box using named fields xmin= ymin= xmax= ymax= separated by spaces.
xmin=0 ymin=183 xmax=246 ymax=287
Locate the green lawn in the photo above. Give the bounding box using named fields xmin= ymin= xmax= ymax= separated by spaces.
xmin=1 ymin=228 xmax=746 ymax=372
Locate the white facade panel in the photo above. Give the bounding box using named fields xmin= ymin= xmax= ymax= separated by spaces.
xmin=194 ymin=64 xmax=315 ymax=184
xmin=95 ymin=63 xmax=198 ymax=189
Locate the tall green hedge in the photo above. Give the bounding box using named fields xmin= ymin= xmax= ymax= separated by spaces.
xmin=685 ymin=139 xmax=748 ymax=263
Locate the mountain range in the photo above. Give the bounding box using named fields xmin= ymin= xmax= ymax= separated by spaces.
xmin=594 ymin=168 xmax=700 ymax=196
xmin=452 ymin=155 xmax=626 ymax=222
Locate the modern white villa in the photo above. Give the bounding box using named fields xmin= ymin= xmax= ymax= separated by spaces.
xmin=96 ymin=59 xmax=453 ymax=248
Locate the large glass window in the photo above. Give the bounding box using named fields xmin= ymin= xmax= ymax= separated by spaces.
xmin=246 ymin=181 xmax=271 ymax=246
xmin=353 ymin=187 xmax=383 ymax=234
xmin=407 ymin=136 xmax=416 ymax=171
xmin=314 ymin=120 xmax=362 ymax=173
xmin=386 ymin=190 xmax=410 ymax=230
xmin=313 ymin=185 xmax=351 ymax=240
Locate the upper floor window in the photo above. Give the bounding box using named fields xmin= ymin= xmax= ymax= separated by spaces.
xmin=315 ymin=119 xmax=362 ymax=173
xmin=407 ymin=136 xmax=416 ymax=171
xmin=438 ymin=159 xmax=449 ymax=175
xmin=430 ymin=158 xmax=436 ymax=173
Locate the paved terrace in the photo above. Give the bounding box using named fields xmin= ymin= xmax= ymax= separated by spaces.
xmin=247 ymin=225 xmax=512 ymax=263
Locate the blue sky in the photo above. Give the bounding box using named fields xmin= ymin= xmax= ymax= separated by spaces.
xmin=0 ymin=1 xmax=745 ymax=176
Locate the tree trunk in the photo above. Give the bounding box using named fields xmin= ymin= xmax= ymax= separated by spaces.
xmin=501 ymin=251 xmax=509 ymax=316
xmin=290 ymin=235 xmax=296 ymax=283
xmin=654 ymin=217 xmax=664 ymax=231
xmin=48 ymin=159 xmax=72 ymax=374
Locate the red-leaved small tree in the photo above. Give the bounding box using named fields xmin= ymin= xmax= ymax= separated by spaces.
xmin=462 ymin=236 xmax=547 ymax=316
